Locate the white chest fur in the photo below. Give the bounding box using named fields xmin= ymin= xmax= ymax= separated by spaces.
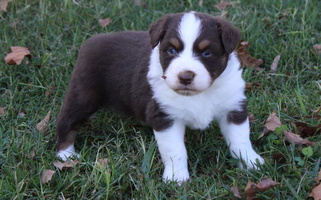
xmin=148 ymin=48 xmax=246 ymax=130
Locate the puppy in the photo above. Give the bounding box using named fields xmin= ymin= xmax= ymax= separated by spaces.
xmin=56 ymin=11 xmax=264 ymax=182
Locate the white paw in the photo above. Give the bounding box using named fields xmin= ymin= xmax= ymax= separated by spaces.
xmin=238 ymin=152 xmax=264 ymax=170
xmin=57 ymin=145 xmax=80 ymax=161
xmin=163 ymin=167 xmax=190 ymax=184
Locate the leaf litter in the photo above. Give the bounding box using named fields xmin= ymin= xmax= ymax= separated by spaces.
xmin=0 ymin=0 xmax=12 ymax=12
xmin=4 ymin=46 xmax=31 ymax=65
xmin=309 ymin=183 xmax=321 ymax=200
xmin=53 ymin=160 xmax=78 ymax=170
xmin=245 ymin=177 xmax=280 ymax=199
xmin=214 ymin=1 xmax=233 ymax=10
xmin=236 ymin=41 xmax=264 ymax=70
xmin=98 ymin=18 xmax=111 ymax=27
xmin=270 ymin=54 xmax=281 ymax=71
xmin=258 ymin=112 xmax=282 ymax=139
xmin=41 ymin=170 xmax=55 ymax=184
xmin=36 ymin=111 xmax=51 ymax=133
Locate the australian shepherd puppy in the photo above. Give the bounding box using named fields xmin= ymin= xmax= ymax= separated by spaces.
xmin=56 ymin=11 xmax=264 ymax=183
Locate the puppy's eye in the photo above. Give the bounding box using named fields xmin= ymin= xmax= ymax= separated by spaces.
xmin=201 ymin=51 xmax=212 ymax=58
xmin=167 ymin=48 xmax=178 ymax=55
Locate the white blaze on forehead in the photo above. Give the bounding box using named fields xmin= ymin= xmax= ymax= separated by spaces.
xmin=178 ymin=12 xmax=202 ymax=53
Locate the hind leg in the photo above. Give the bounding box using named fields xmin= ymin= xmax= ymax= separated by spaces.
xmin=56 ymin=82 xmax=102 ymax=161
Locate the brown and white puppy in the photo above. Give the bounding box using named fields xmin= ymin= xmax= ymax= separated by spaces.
xmin=56 ymin=11 xmax=264 ymax=183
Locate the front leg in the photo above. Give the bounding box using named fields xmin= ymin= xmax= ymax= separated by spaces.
xmin=153 ymin=121 xmax=190 ymax=183
xmin=218 ymin=109 xmax=264 ymax=169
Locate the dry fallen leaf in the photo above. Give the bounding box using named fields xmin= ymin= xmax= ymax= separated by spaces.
xmin=236 ymin=41 xmax=264 ymax=69
xmin=258 ymin=112 xmax=282 ymax=139
xmin=249 ymin=114 xmax=255 ymax=122
xmin=96 ymin=158 xmax=109 ymax=168
xmin=18 ymin=111 xmax=26 ymax=117
xmin=309 ymin=183 xmax=321 ymax=200
xmin=0 ymin=0 xmax=12 ymax=12
xmin=215 ymin=1 xmax=233 ymax=9
xmin=36 ymin=111 xmax=51 ymax=133
xmin=313 ymin=44 xmax=321 ymax=54
xmin=53 ymin=160 xmax=78 ymax=170
xmin=0 ymin=107 xmax=5 ymax=116
xmin=246 ymin=82 xmax=261 ymax=90
xmin=270 ymin=54 xmax=281 ymax=71
xmin=294 ymin=122 xmax=321 ymax=137
xmin=245 ymin=177 xmax=280 ymax=199
xmin=41 ymin=169 xmax=55 ymax=184
xmin=283 ymin=130 xmax=316 ymax=146
xmin=98 ymin=18 xmax=111 ymax=27
xmin=134 ymin=0 xmax=147 ymax=7
xmin=5 ymin=46 xmax=31 ymax=65
xmin=230 ymin=186 xmax=242 ymax=198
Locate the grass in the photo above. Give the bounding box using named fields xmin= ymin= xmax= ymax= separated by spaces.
xmin=0 ymin=0 xmax=320 ymax=199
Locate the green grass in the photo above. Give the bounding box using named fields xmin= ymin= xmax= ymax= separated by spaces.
xmin=0 ymin=0 xmax=320 ymax=199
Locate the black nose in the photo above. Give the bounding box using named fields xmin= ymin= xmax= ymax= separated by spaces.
xmin=178 ymin=70 xmax=195 ymax=85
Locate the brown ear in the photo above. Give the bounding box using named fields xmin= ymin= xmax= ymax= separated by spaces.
xmin=149 ymin=14 xmax=171 ymax=48
xmin=215 ymin=17 xmax=241 ymax=54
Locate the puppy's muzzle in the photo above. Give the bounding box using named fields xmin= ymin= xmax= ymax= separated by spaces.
xmin=178 ymin=70 xmax=195 ymax=85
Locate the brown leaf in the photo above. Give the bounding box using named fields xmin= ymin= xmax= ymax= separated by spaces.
xmin=36 ymin=111 xmax=51 ymax=133
xmin=96 ymin=158 xmax=109 ymax=168
xmin=313 ymin=44 xmax=321 ymax=54
xmin=249 ymin=114 xmax=255 ymax=122
xmin=0 ymin=107 xmax=5 ymax=116
xmin=309 ymin=183 xmax=321 ymax=200
xmin=53 ymin=160 xmax=78 ymax=170
xmin=98 ymin=18 xmax=111 ymax=27
xmin=270 ymin=54 xmax=281 ymax=71
xmin=215 ymin=1 xmax=233 ymax=9
xmin=294 ymin=122 xmax=321 ymax=137
xmin=236 ymin=41 xmax=264 ymax=69
xmin=134 ymin=0 xmax=147 ymax=7
xmin=283 ymin=130 xmax=316 ymax=146
xmin=1 ymin=0 xmax=12 ymax=12
xmin=246 ymin=82 xmax=261 ymax=90
xmin=18 ymin=111 xmax=26 ymax=117
xmin=258 ymin=112 xmax=282 ymax=139
xmin=245 ymin=177 xmax=280 ymax=199
xmin=41 ymin=169 xmax=55 ymax=184
xmin=198 ymin=0 xmax=203 ymax=7
xmin=230 ymin=186 xmax=242 ymax=198
xmin=4 ymin=46 xmax=31 ymax=65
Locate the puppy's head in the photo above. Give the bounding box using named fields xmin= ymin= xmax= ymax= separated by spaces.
xmin=149 ymin=12 xmax=241 ymax=96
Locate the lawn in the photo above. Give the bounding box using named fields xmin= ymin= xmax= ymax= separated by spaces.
xmin=0 ymin=0 xmax=320 ymax=199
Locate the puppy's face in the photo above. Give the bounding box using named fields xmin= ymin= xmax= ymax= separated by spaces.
xmin=149 ymin=12 xmax=241 ymax=96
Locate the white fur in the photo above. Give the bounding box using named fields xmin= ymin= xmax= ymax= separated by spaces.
xmin=164 ymin=12 xmax=212 ymax=94
xmin=57 ymin=144 xmax=79 ymax=161
xmin=148 ymin=12 xmax=264 ymax=182
xmin=218 ymin=117 xmax=264 ymax=169
xmin=154 ymin=121 xmax=189 ymax=182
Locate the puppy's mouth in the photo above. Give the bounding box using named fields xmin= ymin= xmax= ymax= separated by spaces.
xmin=174 ymin=87 xmax=201 ymax=96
